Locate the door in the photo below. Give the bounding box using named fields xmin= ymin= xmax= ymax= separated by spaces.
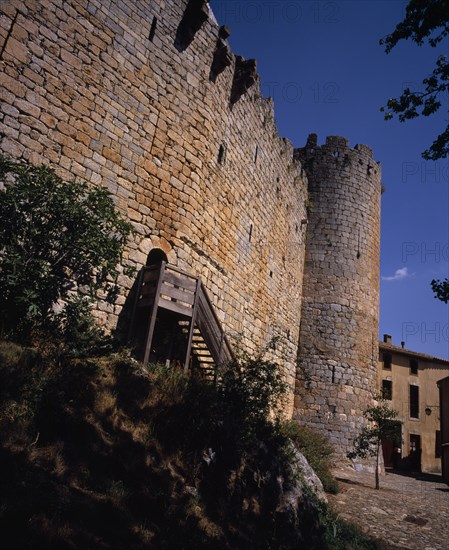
xmin=382 ymin=420 xmax=402 ymax=468
xmin=409 ymin=434 xmax=422 ymax=473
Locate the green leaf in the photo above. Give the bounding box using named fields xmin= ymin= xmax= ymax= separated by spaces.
xmin=0 ymin=154 xmax=134 ymax=342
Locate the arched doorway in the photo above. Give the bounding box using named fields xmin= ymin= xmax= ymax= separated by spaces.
xmin=146 ymin=248 xmax=168 ymax=266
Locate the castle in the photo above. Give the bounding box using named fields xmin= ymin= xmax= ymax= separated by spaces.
xmin=0 ymin=0 xmax=381 ymax=457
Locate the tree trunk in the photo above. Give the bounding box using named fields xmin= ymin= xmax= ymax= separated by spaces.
xmin=375 ymin=442 xmax=380 ymax=490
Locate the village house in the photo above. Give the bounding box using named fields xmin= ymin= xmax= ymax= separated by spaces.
xmin=379 ymin=334 xmax=449 ymax=474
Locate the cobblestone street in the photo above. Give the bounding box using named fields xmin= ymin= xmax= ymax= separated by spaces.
xmin=329 ymin=467 xmax=449 ymax=550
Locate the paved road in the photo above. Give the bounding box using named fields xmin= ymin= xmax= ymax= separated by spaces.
xmin=329 ymin=467 xmax=449 ymax=550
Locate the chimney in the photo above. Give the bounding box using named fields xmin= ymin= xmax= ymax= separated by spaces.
xmin=401 ymin=341 xmax=405 ymax=349
xmin=383 ymin=334 xmax=392 ymax=344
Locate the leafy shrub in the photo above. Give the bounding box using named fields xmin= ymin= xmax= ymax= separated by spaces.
xmin=283 ymin=421 xmax=340 ymax=494
xmin=54 ymin=296 xmax=113 ymax=357
xmin=217 ymin=355 xmax=288 ymax=447
xmin=0 ymin=154 xmax=133 ymax=342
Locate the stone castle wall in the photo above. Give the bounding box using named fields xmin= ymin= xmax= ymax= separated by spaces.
xmin=0 ymin=0 xmax=308 ymax=411
xmin=0 ymin=0 xmax=381 ymax=443
xmin=294 ymin=135 xmax=381 ymax=454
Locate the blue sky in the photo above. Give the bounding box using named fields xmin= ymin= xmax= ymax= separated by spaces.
xmin=211 ymin=0 xmax=449 ymax=358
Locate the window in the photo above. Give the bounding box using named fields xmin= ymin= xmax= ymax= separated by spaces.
xmin=149 ymin=16 xmax=157 ymax=42
xmin=382 ymin=379 xmax=392 ymax=400
xmin=218 ymin=143 xmax=227 ymax=165
xmin=436 ymin=430 xmax=442 ymax=458
xmin=383 ymin=353 xmax=392 ymax=370
xmin=410 ymin=385 xmax=419 ymax=419
xmin=410 ymin=359 xmax=418 ymax=375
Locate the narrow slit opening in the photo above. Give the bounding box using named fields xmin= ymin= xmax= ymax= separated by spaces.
xmin=218 ymin=143 xmax=226 ymax=165
xmin=149 ymin=16 xmax=157 ymax=42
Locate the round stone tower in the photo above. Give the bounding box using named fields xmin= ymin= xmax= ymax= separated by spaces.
xmin=294 ymin=134 xmax=381 ymax=458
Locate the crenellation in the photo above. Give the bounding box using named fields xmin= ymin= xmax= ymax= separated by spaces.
xmin=0 ymin=0 xmax=381 ymax=451
xmin=294 ymin=133 xmax=381 ymax=456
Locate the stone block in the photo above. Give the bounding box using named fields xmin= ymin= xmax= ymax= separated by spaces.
xmin=0 ymin=72 xmax=27 ymax=97
xmin=4 ymin=36 xmax=31 ymax=64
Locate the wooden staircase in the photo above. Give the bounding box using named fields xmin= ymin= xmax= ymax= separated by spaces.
xmin=128 ymin=262 xmax=233 ymax=378
xmin=180 ymin=324 xmax=217 ymax=379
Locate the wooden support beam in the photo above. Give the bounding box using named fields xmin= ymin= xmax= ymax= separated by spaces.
xmin=184 ymin=276 xmax=201 ymax=373
xmin=143 ymin=261 xmax=166 ymax=366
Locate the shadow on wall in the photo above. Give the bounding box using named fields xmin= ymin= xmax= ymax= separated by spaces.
xmin=174 ymin=0 xmax=209 ymax=52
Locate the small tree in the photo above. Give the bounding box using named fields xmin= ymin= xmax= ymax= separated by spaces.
xmin=347 ymin=397 xmax=399 ymax=489
xmin=0 ymin=155 xmax=133 ymax=342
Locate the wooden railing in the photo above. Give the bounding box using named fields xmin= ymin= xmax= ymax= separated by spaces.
xmin=197 ymin=282 xmax=233 ymax=368
xmin=129 ymin=262 xmax=233 ymax=374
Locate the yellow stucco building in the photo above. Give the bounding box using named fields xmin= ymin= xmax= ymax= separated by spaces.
xmin=378 ymin=335 xmax=449 ymax=474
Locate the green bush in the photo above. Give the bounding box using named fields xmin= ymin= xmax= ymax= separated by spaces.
xmin=54 ymin=296 xmax=113 ymax=357
xmin=217 ymin=355 xmax=288 ymax=447
xmin=283 ymin=421 xmax=340 ymax=494
xmin=0 ymin=154 xmax=133 ymax=342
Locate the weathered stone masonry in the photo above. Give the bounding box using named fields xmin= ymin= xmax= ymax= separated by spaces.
xmin=295 ymin=135 xmax=381 ymax=454
xmin=0 ymin=0 xmax=381 ymax=452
